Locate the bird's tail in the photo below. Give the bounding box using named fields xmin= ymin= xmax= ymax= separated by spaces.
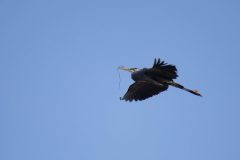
xmin=167 ymin=81 xmax=202 ymax=97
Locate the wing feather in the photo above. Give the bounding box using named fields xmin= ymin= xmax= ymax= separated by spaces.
xmin=146 ymin=58 xmax=178 ymax=81
xmin=121 ymin=81 xmax=168 ymax=101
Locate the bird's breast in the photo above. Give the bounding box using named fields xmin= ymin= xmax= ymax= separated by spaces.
xmin=131 ymin=70 xmax=148 ymax=81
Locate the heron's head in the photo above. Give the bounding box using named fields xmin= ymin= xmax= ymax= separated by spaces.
xmin=118 ymin=66 xmax=139 ymax=73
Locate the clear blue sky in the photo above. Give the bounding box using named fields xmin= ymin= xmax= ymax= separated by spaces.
xmin=1 ymin=0 xmax=240 ymax=160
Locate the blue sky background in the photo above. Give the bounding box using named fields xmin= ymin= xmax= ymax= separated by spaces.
xmin=1 ymin=0 xmax=240 ymax=160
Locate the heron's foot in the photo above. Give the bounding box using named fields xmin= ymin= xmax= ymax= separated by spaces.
xmin=192 ymin=90 xmax=202 ymax=97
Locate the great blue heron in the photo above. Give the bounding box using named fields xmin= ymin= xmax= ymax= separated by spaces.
xmin=118 ymin=58 xmax=201 ymax=101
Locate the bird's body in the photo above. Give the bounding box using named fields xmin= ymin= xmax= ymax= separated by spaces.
xmin=118 ymin=58 xmax=201 ymax=102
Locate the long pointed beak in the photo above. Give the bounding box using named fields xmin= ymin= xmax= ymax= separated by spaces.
xmin=118 ymin=66 xmax=131 ymax=72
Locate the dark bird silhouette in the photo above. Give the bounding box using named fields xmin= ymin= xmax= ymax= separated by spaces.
xmin=118 ymin=58 xmax=201 ymax=101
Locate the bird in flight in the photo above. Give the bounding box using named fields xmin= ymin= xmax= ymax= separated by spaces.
xmin=118 ymin=58 xmax=201 ymax=101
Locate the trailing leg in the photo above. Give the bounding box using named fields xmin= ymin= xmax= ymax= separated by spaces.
xmin=167 ymin=81 xmax=202 ymax=97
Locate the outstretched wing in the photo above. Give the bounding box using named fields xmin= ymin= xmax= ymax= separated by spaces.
xmin=121 ymin=81 xmax=168 ymax=102
xmin=145 ymin=58 xmax=178 ymax=81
